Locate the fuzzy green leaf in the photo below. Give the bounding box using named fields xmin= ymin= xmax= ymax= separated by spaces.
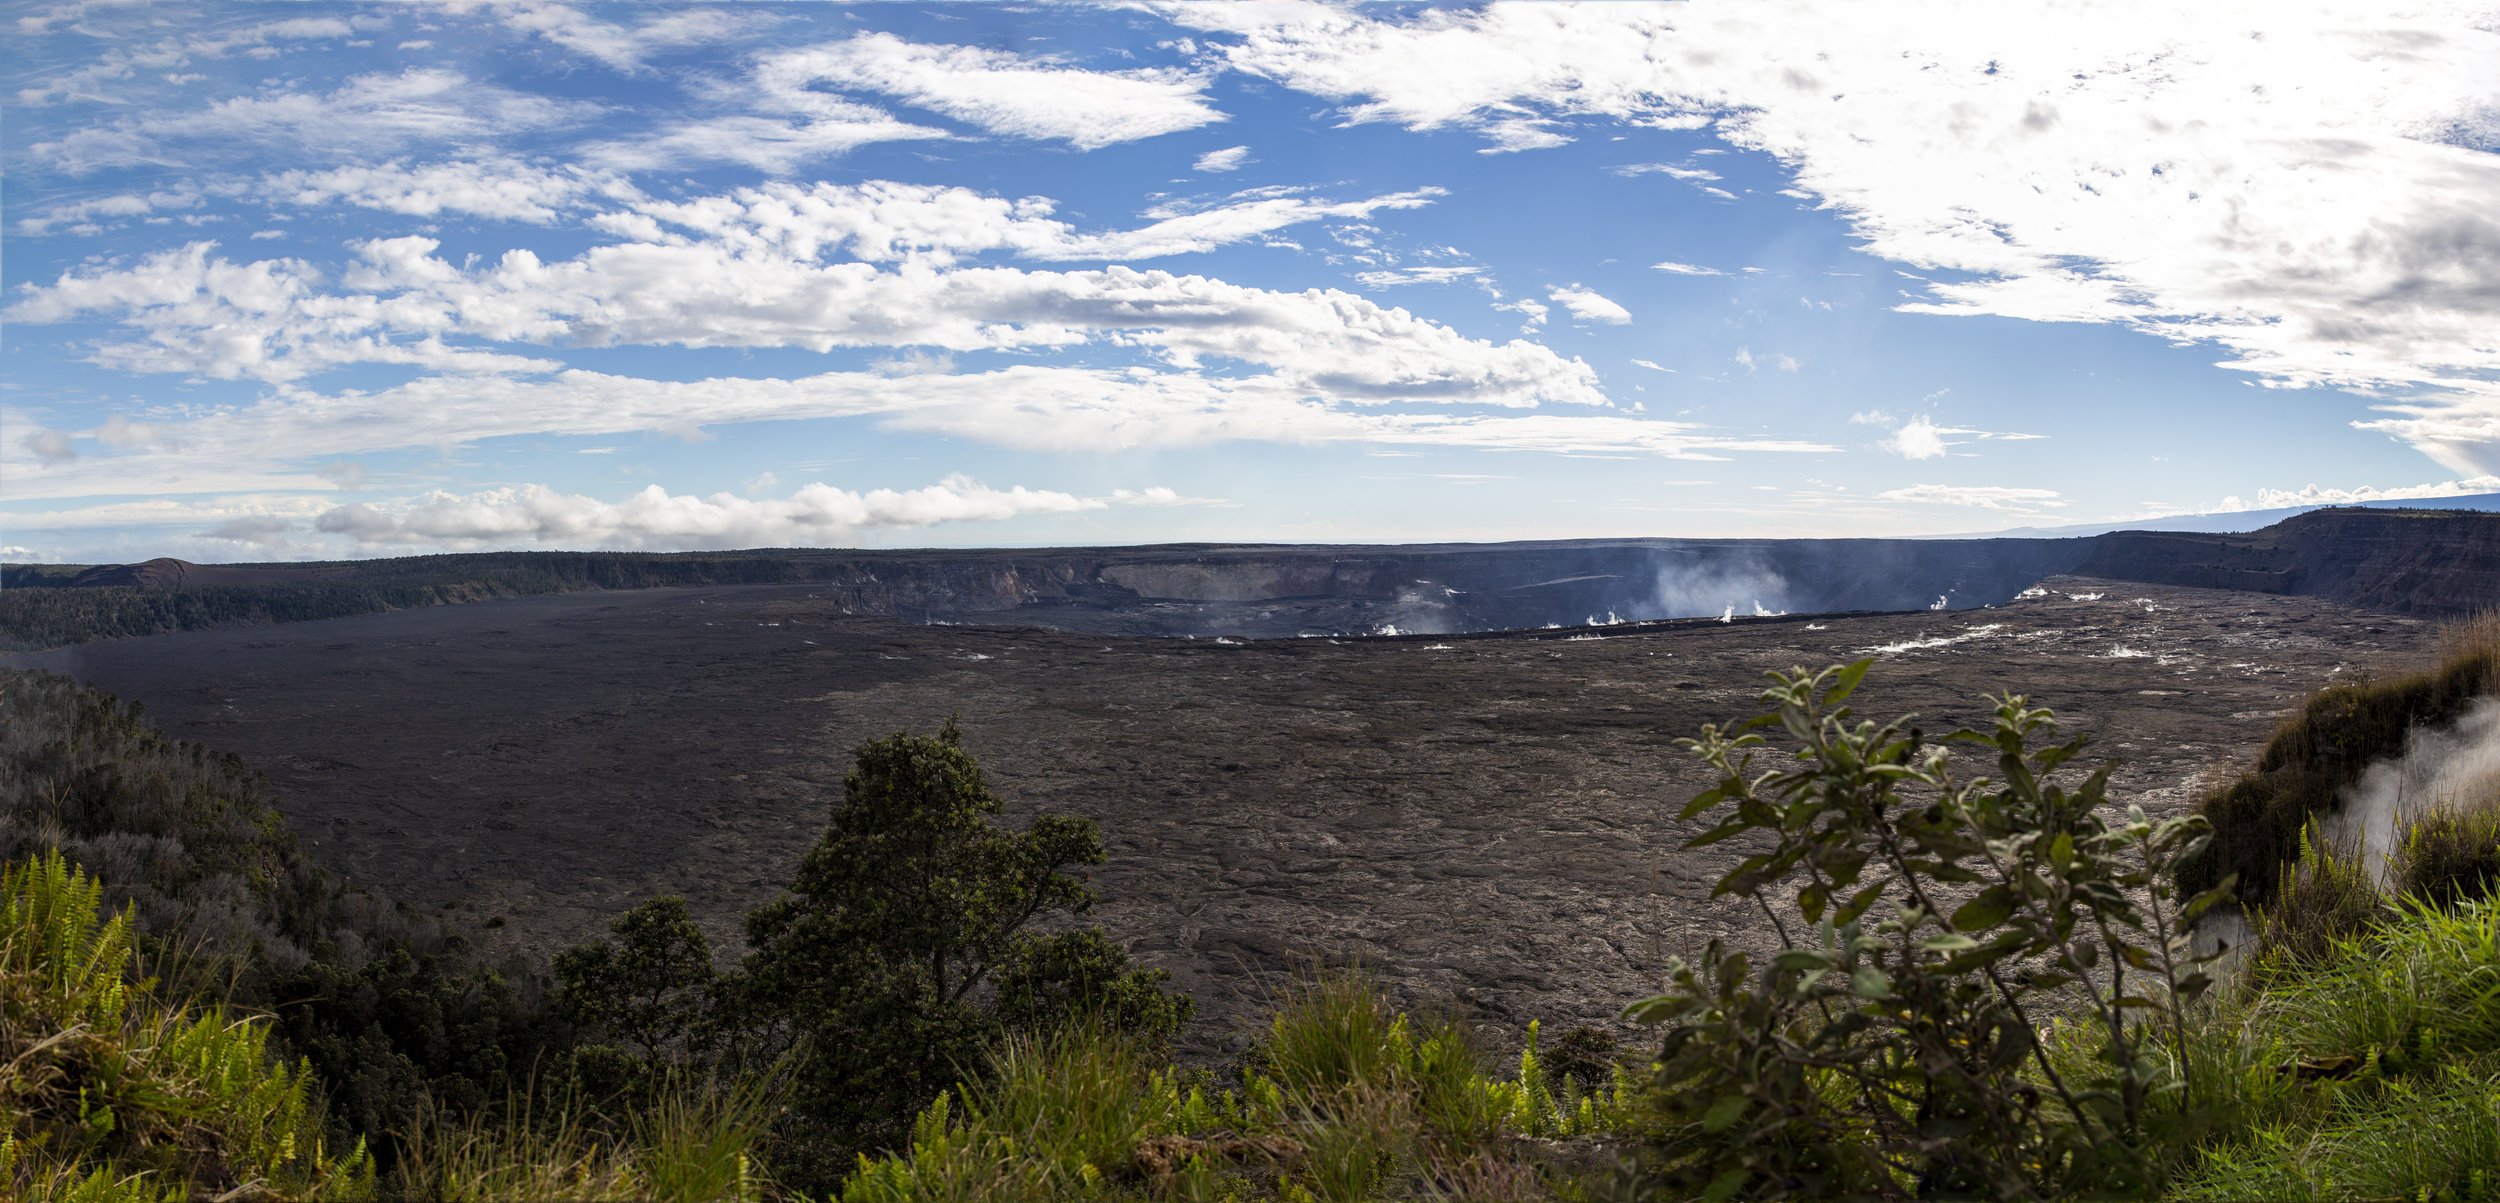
xmin=1825 ymin=658 xmax=1874 ymax=706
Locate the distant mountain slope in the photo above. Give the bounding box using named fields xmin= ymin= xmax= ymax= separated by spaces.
xmin=1955 ymin=492 xmax=2500 ymax=539
xmin=2080 ymin=507 xmax=2500 ymax=614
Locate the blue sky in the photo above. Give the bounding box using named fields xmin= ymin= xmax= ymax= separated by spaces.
xmin=6 ymin=2 xmax=2499 ymax=562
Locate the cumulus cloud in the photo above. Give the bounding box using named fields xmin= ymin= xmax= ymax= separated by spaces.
xmin=1650 ymin=260 xmax=1725 ymax=276
xmin=310 ymin=474 xmax=1181 ymax=551
xmin=761 ymin=33 xmax=1223 ymax=151
xmin=1194 ymin=144 xmax=1252 ymax=172
xmin=1876 ymin=484 xmax=2066 ymax=510
xmin=1170 ymin=1 xmax=2500 ymax=465
xmin=1548 ymin=284 xmax=1632 ymax=324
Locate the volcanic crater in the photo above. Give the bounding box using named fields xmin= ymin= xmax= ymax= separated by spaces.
xmin=5 ymin=571 xmax=2426 ymax=1058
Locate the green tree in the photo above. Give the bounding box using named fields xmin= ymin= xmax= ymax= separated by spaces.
xmin=554 ymin=896 xmax=717 ymax=1061
xmin=731 ymin=720 xmax=1191 ymax=1186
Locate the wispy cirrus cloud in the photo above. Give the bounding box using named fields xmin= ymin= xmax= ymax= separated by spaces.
xmin=762 ymin=32 xmax=1224 ymax=151
xmin=1876 ymin=483 xmax=2065 ymax=510
xmin=32 ymin=68 xmax=600 ymax=175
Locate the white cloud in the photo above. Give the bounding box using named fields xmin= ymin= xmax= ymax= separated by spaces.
xmin=1354 ymin=266 xmax=1481 ymax=287
xmin=1629 ymin=358 xmax=1673 ymax=373
xmin=1172 ymin=1 xmax=2500 ymax=466
xmin=17 ymin=191 xmax=199 ymax=237
xmin=5 ymin=494 xmax=337 ymax=532
xmin=15 ymin=15 xmax=369 ymax=108
xmin=261 ymin=159 xmax=638 ymax=224
xmin=584 ymin=178 xmax=1427 ymax=268
xmin=21 ymin=429 xmax=78 ymax=463
xmin=6 ymin=185 xmax=1542 ymax=406
xmin=1650 ymin=260 xmax=1725 ymax=277
xmin=308 ymin=475 xmax=1175 ymax=551
xmin=1876 ymin=484 xmax=2066 ymax=509
xmin=762 ymin=33 xmax=1224 ymax=151
xmin=1195 ymin=144 xmax=1252 ymax=172
xmin=594 ymin=109 xmax=950 ymax=174
xmin=1873 ymin=413 xmax=2040 ymax=458
xmin=1476 ymin=117 xmax=1571 ymax=153
xmin=498 ymin=3 xmax=761 ymax=72
xmin=1882 ymin=415 xmax=1956 ymax=459
xmin=0 ymin=362 xmax=1829 ymax=503
xmin=1548 ymin=284 xmax=1632 ymax=324
xmin=1495 ymin=298 xmax=1550 ymax=327
xmin=33 ymin=68 xmax=598 ymax=174
xmin=1613 ymin=163 xmax=1722 ymax=181
xmin=2214 ymin=475 xmax=2500 ymax=511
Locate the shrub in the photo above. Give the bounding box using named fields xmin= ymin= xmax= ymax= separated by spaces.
xmin=1619 ymin=661 xmax=2234 ymax=1201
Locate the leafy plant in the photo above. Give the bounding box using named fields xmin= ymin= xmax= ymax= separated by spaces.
xmin=1620 ymin=661 xmax=2235 ymax=1201
xmin=1 ymin=851 xmax=375 ymax=1202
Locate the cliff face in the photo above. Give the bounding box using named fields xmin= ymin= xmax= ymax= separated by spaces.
xmin=32 ymin=507 xmax=2493 ymax=644
xmin=2080 ymin=508 xmax=2500 ymax=615
xmin=31 ymin=538 xmax=2095 ymax=639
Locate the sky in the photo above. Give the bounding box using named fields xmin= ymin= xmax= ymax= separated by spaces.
xmin=6 ymin=1 xmax=2500 ymax=563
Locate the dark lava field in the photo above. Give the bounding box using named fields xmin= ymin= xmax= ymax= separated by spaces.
xmin=4 ymin=576 xmax=2426 ymax=1056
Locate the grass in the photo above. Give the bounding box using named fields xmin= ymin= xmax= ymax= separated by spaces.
xmin=2162 ymin=897 xmax=2500 ymax=1201
xmin=842 ymin=971 xmax=1630 ymax=1201
xmin=2395 ymin=785 xmax=2500 ymax=909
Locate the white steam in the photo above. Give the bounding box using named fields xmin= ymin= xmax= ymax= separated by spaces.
xmin=2328 ymin=697 xmax=2500 ymax=886
xmin=1651 ymin=557 xmax=1790 ymax=620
